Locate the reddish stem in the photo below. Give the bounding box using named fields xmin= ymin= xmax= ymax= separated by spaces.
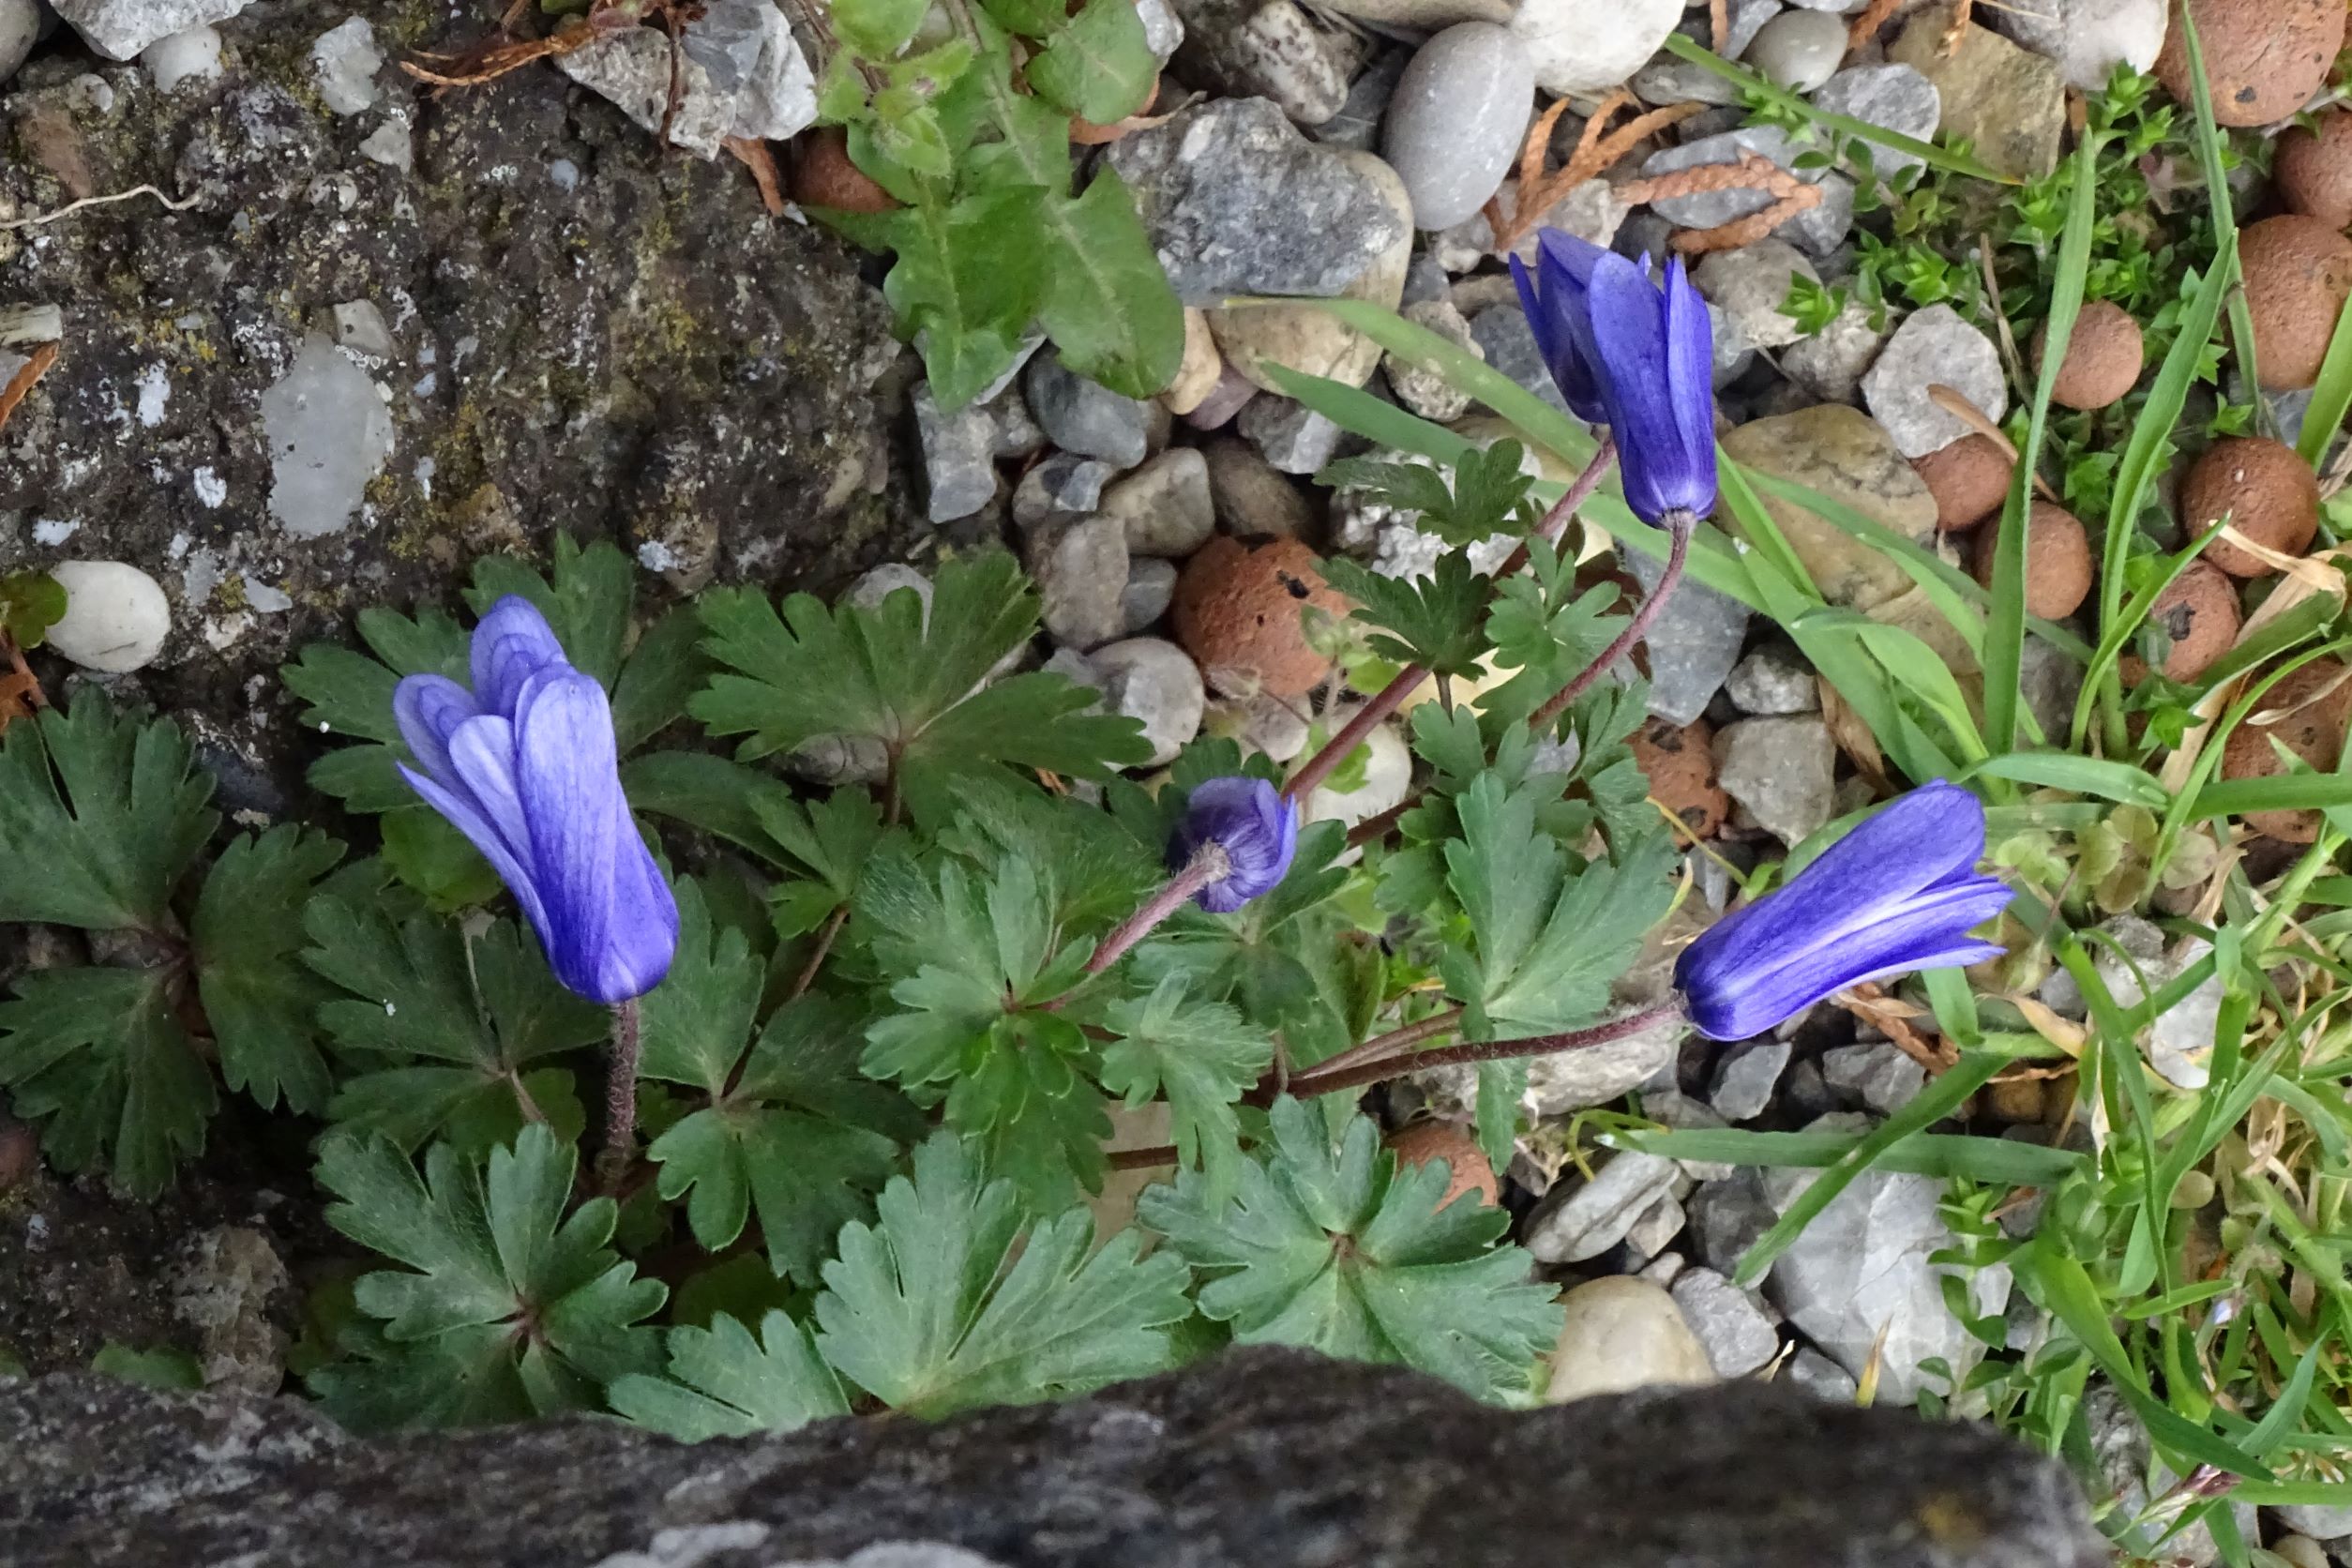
xmin=1246 ymin=1004 xmax=1464 ymax=1107
xmin=1282 ymin=662 xmax=1427 ymax=804
xmin=596 ymin=998 xmax=643 ymax=1195
xmin=1527 ymin=509 xmax=1693 ymax=733
xmin=1073 ymin=843 xmax=1230 ymax=988
xmin=1282 ymin=1001 xmax=1686 ymax=1101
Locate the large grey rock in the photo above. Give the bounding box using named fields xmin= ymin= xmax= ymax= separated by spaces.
xmin=557 ymin=26 xmax=738 ymax=158
xmin=1889 ymin=3 xmax=2064 ymax=182
xmin=1718 ymin=407 xmax=1939 ymax=611
xmin=1767 ymin=1114 xmax=2013 ymax=1405
xmin=1026 ymin=352 xmax=1154 ymax=467
xmin=680 ymin=0 xmax=818 ymax=142
xmin=1108 ymin=98 xmax=1410 ymax=307
xmin=1862 ymin=304 xmax=2007 ymax=459
xmin=50 ymin=0 xmax=243 ymax=59
xmin=1382 ymin=23 xmax=1531 ymax=231
xmin=1809 ymin=66 xmax=1939 ymax=182
xmin=1671 ymin=1266 xmax=1782 ymax=1377
xmin=1713 ymin=715 xmax=1835 ymax=846
xmin=0 ymin=26 xmax=904 ymax=750
xmin=0 ymin=1349 xmax=2107 ymax=1566
xmin=0 ymin=0 xmax=33 ymax=83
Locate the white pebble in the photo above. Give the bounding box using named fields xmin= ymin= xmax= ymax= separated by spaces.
xmin=140 ymin=24 xmax=223 ymax=92
xmin=42 ymin=561 xmax=172 ymax=674
xmin=311 ymin=18 xmax=383 ymax=116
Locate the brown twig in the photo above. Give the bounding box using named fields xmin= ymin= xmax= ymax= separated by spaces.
xmin=1252 ymin=1006 xmax=1468 ymax=1104
xmin=402 ymin=0 xmax=653 ymax=88
xmin=725 ymin=136 xmax=787 ymax=215
xmin=1940 ymin=0 xmax=1974 ymax=55
xmin=1847 ymin=0 xmax=1903 ymax=52
xmin=0 ymin=341 xmax=58 ymax=435
xmin=0 ymin=631 xmax=47 ymax=713
xmin=1489 ymin=95 xmax=1705 ymax=255
xmin=1710 ymin=0 xmax=1728 ymax=53
xmin=1610 ymin=154 xmax=1826 ymax=255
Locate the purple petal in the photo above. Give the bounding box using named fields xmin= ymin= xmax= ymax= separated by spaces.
xmin=1661 ymin=258 xmax=1719 ymax=509
xmin=1534 ymin=228 xmax=1609 ymax=286
xmin=470 ymin=596 xmax=570 ymax=719
xmin=397 ymin=762 xmax=551 ymax=943
xmin=393 ymin=673 xmax=480 ymax=785
xmin=1515 ymin=248 xmax=1606 ymax=425
xmin=445 ymin=715 xmax=537 ymax=879
xmin=1173 ymin=776 xmax=1299 ymax=913
xmin=513 ymin=668 xmax=675 ymax=1003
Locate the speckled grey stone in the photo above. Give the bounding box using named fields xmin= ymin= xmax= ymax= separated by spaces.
xmin=1809 ymin=65 xmax=1939 ymax=182
xmin=1713 ymin=715 xmax=1835 ymax=846
xmin=1861 ymin=304 xmax=2006 ymax=458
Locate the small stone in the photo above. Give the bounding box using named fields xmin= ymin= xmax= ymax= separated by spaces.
xmin=1525 ymin=1151 xmax=1681 ymax=1263
xmin=1545 ymin=1276 xmax=1717 ymax=1402
xmin=1641 ymin=1088 xmax=1738 ymax=1181
xmin=558 ymin=26 xmax=735 ymax=158
xmin=1237 ymin=396 xmax=1344 ymax=475
xmin=1137 ymin=0 xmax=1186 ymax=60
xmin=168 ymin=1227 xmax=290 ymax=1396
xmin=913 ymin=384 xmax=999 ymax=523
xmin=1382 ymin=23 xmax=1532 ymax=232
xmin=1726 ymin=642 xmax=1818 ymax=715
xmin=1026 ymin=352 xmax=1153 ymax=468
xmin=1302 ymin=714 xmax=1411 ymax=834
xmin=1624 ymin=1191 xmax=1688 ymax=1260
xmin=2276 ymin=1510 xmax=2352 ymax=1545
xmin=1709 ymin=1039 xmax=1793 ymax=1122
xmin=1688 ymin=1169 xmax=1776 ymax=1274
xmin=1766 ymin=1113 xmax=2012 ymax=1405
xmin=310 ymin=18 xmax=383 ymax=115
xmin=1862 ymin=305 xmax=2008 ymax=459
xmin=1311 ymin=46 xmax=1405 ymax=152
xmin=1889 ymin=3 xmax=2064 ymax=182
xmin=1723 ymin=0 xmax=1785 ymax=59
xmin=139 ymin=23 xmax=221 ymax=91
xmin=259 ymin=335 xmax=395 ymax=539
xmin=1809 ymin=67 xmax=1940 ymax=185
xmin=1091 ymin=638 xmax=1205 ymax=765
xmin=1778 ymin=296 xmax=1888 ymax=405
xmin=1634 ymin=55 xmax=1746 ymax=108
xmin=1510 ymin=0 xmax=1683 ymax=96
xmin=358 ymin=113 xmax=414 ymax=173
xmin=1184 ymin=364 xmax=1260 ymax=431
xmin=1174 ymin=535 xmax=1349 ymax=697
xmin=1032 ymin=516 xmax=1130 ymax=652
xmin=1984 ymin=0 xmax=2165 ymax=90
xmin=330 ymin=301 xmax=396 ymax=362
xmin=681 ymin=0 xmax=817 ymax=143
xmin=42 ymin=561 xmax=171 ymax=673
xmin=988 ymin=384 xmax=1048 ymax=460
xmin=1712 ymin=716 xmax=1834 ymax=846
xmin=1821 ymin=1041 xmax=1928 ymax=1114
xmin=1210 ymin=148 xmax=1411 ymax=393
xmin=1695 ymin=239 xmax=1819 ymax=355
xmin=0 ymin=0 xmax=33 ymax=83
xmin=1104 ymin=447 xmax=1216 ymax=557
xmin=2089 ymin=917 xmax=2223 ymax=1092
xmin=1720 ymin=407 xmax=1938 ymax=610
xmin=1787 ymin=1346 xmax=1859 ymax=1401
xmin=1202 ymin=692 xmax=1311 ymax=761
xmin=1204 ymin=436 xmax=1322 ymax=541
xmin=1745 ymin=8 xmax=1847 ymax=91
xmin=51 ymin=0 xmax=243 ymax=60
xmin=1313 ymin=0 xmax=1513 ymax=26
xmin=1385 ymin=299 xmax=1482 ymax=423
xmin=1121 ymin=558 xmax=1180 ymax=635
xmin=1468 ymin=305 xmax=1568 ymax=416
xmin=1633 ymin=549 xmax=1750 ymax=728
xmin=1013 ymin=452 xmax=1117 ymax=532
xmin=1671 ymin=1267 xmax=1780 ymax=1377
xmin=1168 ymin=0 xmax=1360 ymax=125
xmin=1163 ymin=309 xmax=1223 ymax=416
xmin=846 ymin=564 xmax=933 ymax=618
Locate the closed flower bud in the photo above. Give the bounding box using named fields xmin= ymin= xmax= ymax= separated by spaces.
xmin=393 ymin=596 xmax=679 ymax=1004
xmin=1169 ymin=776 xmax=1300 ymax=913
xmin=1674 ymin=781 xmax=2010 ymax=1041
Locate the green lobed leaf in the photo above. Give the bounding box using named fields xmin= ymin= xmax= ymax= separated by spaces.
xmin=1025 ymin=0 xmax=1154 ymax=126
xmin=1319 ymin=552 xmax=1492 ymax=676
xmin=814 ymin=1131 xmax=1193 ymax=1416
xmin=0 ymin=966 xmax=214 ymax=1199
xmin=311 ymin=1123 xmax=667 ymax=1433
xmin=1140 ymin=1098 xmax=1560 ymax=1404
xmin=0 ymin=691 xmax=216 ymax=930
xmin=832 ymin=189 xmax=1048 ymax=411
xmin=0 ymin=569 xmax=66 ymax=648
xmin=609 ymin=1310 xmax=850 ymax=1440
xmin=1099 ymin=975 xmax=1273 ymax=1205
xmin=192 ymin=824 xmax=346 ymax=1114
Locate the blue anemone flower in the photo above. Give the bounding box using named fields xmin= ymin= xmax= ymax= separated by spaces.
xmin=1673 ymin=781 xmax=2010 ymax=1041
xmin=1511 ymin=229 xmax=1719 ymax=527
xmin=393 ymin=596 xmax=679 ymax=1004
xmin=1170 ymin=776 xmax=1299 ymax=913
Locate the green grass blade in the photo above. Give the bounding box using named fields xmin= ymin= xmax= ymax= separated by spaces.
xmin=2173 ymin=3 xmax=2260 ymax=400
xmin=1987 ymin=126 xmax=2105 ymax=754
xmin=1961 ymin=753 xmax=2170 ymax=808
xmin=1659 ymin=35 xmax=2015 ymax=184
xmin=2298 ymin=289 xmax=2352 ymax=466
xmin=1609 ymin=1126 xmax=2087 ymax=1185
xmin=1731 ymin=1048 xmax=2009 ymax=1288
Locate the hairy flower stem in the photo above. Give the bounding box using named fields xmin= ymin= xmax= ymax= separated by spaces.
xmin=1246 ymin=1005 xmax=1467 ymax=1107
xmin=1072 ymin=842 xmax=1232 ymax=989
xmin=1527 ymin=508 xmax=1693 ymax=734
xmin=1284 ymin=1001 xmax=1686 ymax=1101
xmin=596 ymin=999 xmax=644 ymax=1194
xmin=1280 ymin=439 xmax=1621 ymax=806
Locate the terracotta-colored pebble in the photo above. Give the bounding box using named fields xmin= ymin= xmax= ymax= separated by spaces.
xmin=2037 ymin=300 xmax=2144 ymax=411
xmin=2238 ymin=216 xmax=2352 ymax=392
xmin=1386 ymin=1121 xmax=1501 ymax=1207
xmin=2179 ymin=437 xmax=2320 ymax=578
xmin=1171 ymin=535 xmax=1351 ymax=699
xmin=2154 ymin=0 xmax=2343 ymax=130
xmin=1630 ymin=716 xmax=1730 ymax=838
xmin=2220 ymin=656 xmax=2352 ymax=843
xmin=1911 ymin=434 xmax=2012 ymax=532
xmin=790 ymin=127 xmax=898 ymax=214
xmin=2139 ymin=562 xmax=2240 ymax=683
xmin=2276 ymin=109 xmax=2352 ymax=229
xmin=1969 ymin=501 xmax=2092 ymax=620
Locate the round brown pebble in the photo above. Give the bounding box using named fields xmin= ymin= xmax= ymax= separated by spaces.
xmin=2140 ymin=561 xmax=2241 ymax=683
xmin=1969 ymin=501 xmax=2093 ymax=620
xmin=1171 ymin=535 xmax=1351 ymax=699
xmin=1630 ymin=716 xmax=1730 ymax=838
xmin=2179 ymin=436 xmax=2321 ymax=577
xmin=1912 ymin=434 xmax=2013 ymax=532
xmin=2220 ymin=656 xmax=2352 ymax=842
xmin=1386 ymin=1120 xmax=1500 ymax=1207
xmin=790 ymin=127 xmax=899 ymax=214
xmin=2037 ymin=300 xmax=2144 ymax=411
xmin=2276 ymin=109 xmax=2352 ymax=229
xmin=1985 ymin=1076 xmax=2045 ymax=1123
xmin=2155 ymin=0 xmax=2344 ymax=129
xmin=2238 ymin=216 xmax=2352 ymax=392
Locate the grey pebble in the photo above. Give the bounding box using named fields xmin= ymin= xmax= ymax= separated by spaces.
xmin=1744 ymin=8 xmax=1847 ymax=91
xmin=1671 ymin=1267 xmax=1782 ymax=1377
xmin=1026 ymin=352 xmax=1153 ymax=467
xmin=1382 ymin=23 xmax=1531 ymax=232
xmin=1708 ymin=1039 xmax=1793 ymax=1123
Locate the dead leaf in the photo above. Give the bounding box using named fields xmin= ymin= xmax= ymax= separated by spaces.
xmin=0 ymin=341 xmax=59 ymax=437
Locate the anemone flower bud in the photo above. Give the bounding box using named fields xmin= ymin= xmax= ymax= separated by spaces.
xmin=1169 ymin=776 xmax=1300 ymax=913
xmin=393 ymin=596 xmax=679 ymax=1004
xmin=1513 ymin=229 xmax=1718 ymax=529
xmin=1673 ymin=781 xmax=2010 ymax=1040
